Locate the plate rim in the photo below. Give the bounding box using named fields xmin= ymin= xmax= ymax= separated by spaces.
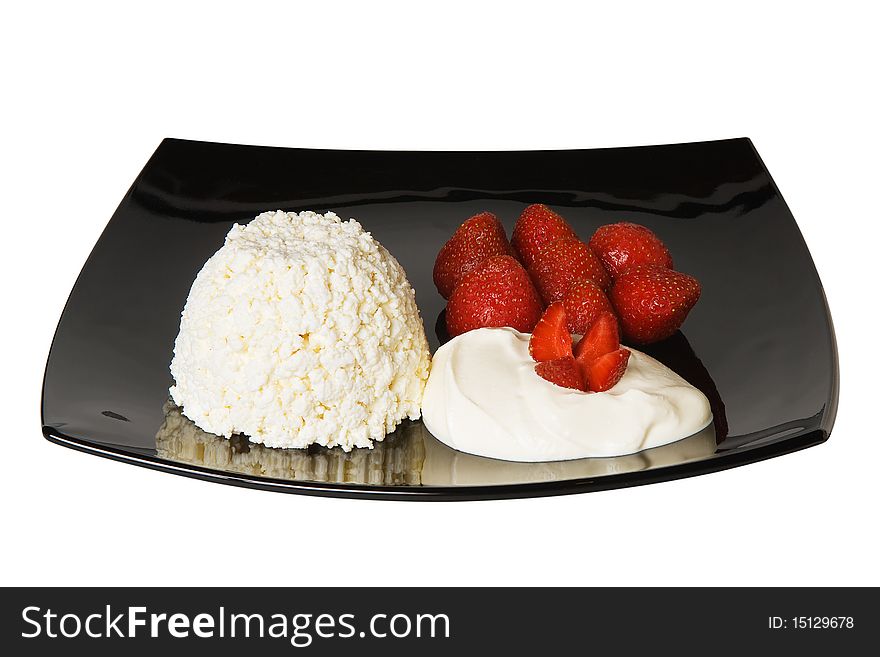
xmin=43 ymin=425 xmax=828 ymax=501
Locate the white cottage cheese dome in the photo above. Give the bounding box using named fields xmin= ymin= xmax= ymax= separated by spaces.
xmin=169 ymin=210 xmax=431 ymax=451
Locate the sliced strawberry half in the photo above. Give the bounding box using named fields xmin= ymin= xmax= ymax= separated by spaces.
xmin=535 ymin=356 xmax=585 ymax=391
xmin=573 ymin=312 xmax=620 ymax=374
xmin=586 ymin=348 xmax=631 ymax=392
xmin=528 ymin=302 xmax=572 ymax=362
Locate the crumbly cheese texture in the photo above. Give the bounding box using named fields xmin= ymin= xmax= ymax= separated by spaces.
xmin=169 ymin=210 xmax=431 ymax=450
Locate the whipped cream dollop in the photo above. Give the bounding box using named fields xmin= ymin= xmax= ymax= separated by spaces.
xmin=421 ymin=327 xmax=712 ymax=462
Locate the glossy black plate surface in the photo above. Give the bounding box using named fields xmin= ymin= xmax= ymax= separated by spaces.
xmin=41 ymin=138 xmax=838 ymax=500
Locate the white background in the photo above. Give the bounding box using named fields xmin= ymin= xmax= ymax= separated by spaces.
xmin=2 ymin=1 xmax=877 ymax=586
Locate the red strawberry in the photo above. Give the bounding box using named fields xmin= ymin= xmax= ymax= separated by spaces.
xmin=586 ymin=348 xmax=631 ymax=392
xmin=529 ymin=236 xmax=611 ymax=303
xmin=609 ymin=264 xmax=701 ymax=344
xmin=573 ymin=312 xmax=620 ymax=374
xmin=535 ymin=356 xmax=585 ymax=391
xmin=561 ymin=279 xmax=615 ymax=335
xmin=528 ymin=302 xmax=572 ymax=362
xmin=433 ymin=211 xmax=512 ymax=299
xmin=446 ymin=255 xmax=543 ymax=338
xmin=511 ymin=204 xmax=577 ymax=270
xmin=588 ymin=222 xmax=673 ymax=279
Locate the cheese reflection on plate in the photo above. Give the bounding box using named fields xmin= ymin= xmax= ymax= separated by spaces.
xmin=155 ymin=401 xmax=425 ymax=485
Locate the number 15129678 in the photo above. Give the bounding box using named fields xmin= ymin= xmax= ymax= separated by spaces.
xmin=768 ymin=616 xmax=854 ymax=630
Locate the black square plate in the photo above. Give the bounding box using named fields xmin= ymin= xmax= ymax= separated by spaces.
xmin=41 ymin=138 xmax=838 ymax=500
